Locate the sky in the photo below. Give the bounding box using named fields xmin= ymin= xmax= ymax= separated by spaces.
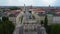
xmin=0 ymin=0 xmax=60 ymax=6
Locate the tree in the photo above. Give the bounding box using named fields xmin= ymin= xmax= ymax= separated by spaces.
xmin=0 ymin=17 xmax=15 ymax=34
xmin=44 ymin=15 xmax=48 ymax=33
xmin=47 ymin=24 xmax=60 ymax=34
xmin=10 ymin=7 xmax=21 ymax=10
xmin=44 ymin=15 xmax=48 ymax=28
xmin=40 ymin=20 xmax=44 ymax=25
xmin=21 ymin=15 xmax=23 ymax=23
xmin=2 ymin=17 xmax=9 ymax=21
xmin=0 ymin=19 xmax=2 ymax=24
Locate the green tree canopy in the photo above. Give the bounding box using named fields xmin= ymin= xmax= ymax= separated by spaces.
xmin=44 ymin=15 xmax=48 ymax=28
xmin=40 ymin=20 xmax=44 ymax=25
xmin=9 ymin=7 xmax=21 ymax=10
xmin=0 ymin=16 xmax=15 ymax=34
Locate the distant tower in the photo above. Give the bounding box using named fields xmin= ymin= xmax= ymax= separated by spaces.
xmin=23 ymin=4 xmax=32 ymax=20
xmin=49 ymin=5 xmax=51 ymax=10
xmin=30 ymin=5 xmax=32 ymax=9
xmin=24 ymin=4 xmax=26 ymax=11
xmin=24 ymin=4 xmax=29 ymax=20
xmin=49 ymin=5 xmax=51 ymax=7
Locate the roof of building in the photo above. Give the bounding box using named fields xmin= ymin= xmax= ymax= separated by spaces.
xmin=56 ymin=10 xmax=60 ymax=12
xmin=0 ymin=9 xmax=21 ymax=17
xmin=32 ymin=8 xmax=45 ymax=12
xmin=8 ymin=10 xmax=20 ymax=17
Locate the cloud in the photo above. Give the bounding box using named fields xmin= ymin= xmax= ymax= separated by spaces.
xmin=0 ymin=0 xmax=7 ymax=6
xmin=41 ymin=0 xmax=56 ymax=6
xmin=7 ymin=0 xmax=18 ymax=6
xmin=7 ymin=0 xmax=34 ymax=6
xmin=0 ymin=0 xmax=57 ymax=6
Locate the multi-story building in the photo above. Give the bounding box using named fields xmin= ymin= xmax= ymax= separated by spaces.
xmin=0 ymin=9 xmax=23 ymax=25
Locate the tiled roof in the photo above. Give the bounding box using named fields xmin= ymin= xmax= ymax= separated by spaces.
xmin=8 ymin=10 xmax=20 ymax=17
xmin=32 ymin=8 xmax=45 ymax=12
xmin=56 ymin=10 xmax=60 ymax=12
xmin=0 ymin=10 xmax=21 ymax=17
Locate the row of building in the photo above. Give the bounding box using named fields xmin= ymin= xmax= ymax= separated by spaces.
xmin=0 ymin=8 xmax=23 ymax=25
xmin=0 ymin=6 xmax=60 ymax=25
